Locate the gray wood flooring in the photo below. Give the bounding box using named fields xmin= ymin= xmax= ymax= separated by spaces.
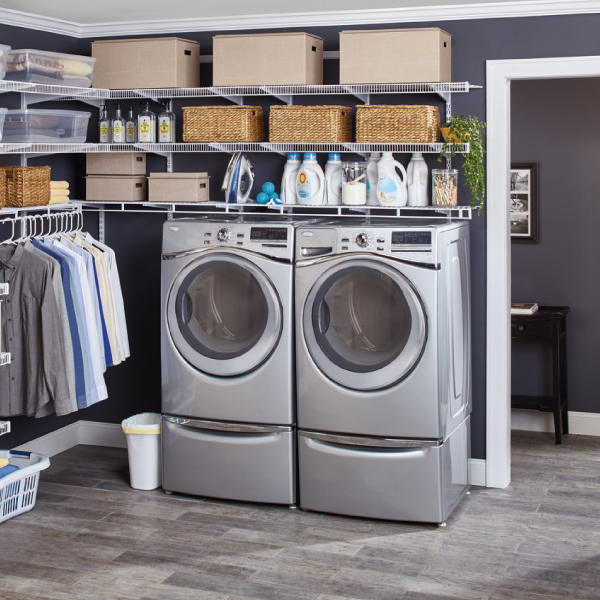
xmin=1 ymin=431 xmax=600 ymax=600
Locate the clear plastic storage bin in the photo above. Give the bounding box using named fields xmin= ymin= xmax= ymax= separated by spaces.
xmin=5 ymin=49 xmax=96 ymax=88
xmin=0 ymin=44 xmax=11 ymax=80
xmin=3 ymin=109 xmax=91 ymax=143
xmin=0 ymin=450 xmax=50 ymax=524
xmin=0 ymin=108 xmax=7 ymax=142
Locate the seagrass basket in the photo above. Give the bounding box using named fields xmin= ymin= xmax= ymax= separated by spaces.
xmin=182 ymin=106 xmax=264 ymax=142
xmin=356 ymin=105 xmax=441 ymax=143
xmin=269 ymin=105 xmax=353 ymax=143
xmin=0 ymin=169 xmax=6 ymax=210
xmin=1 ymin=165 xmax=51 ymax=208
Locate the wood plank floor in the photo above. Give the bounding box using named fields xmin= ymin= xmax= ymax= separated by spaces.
xmin=1 ymin=430 xmax=600 ymax=600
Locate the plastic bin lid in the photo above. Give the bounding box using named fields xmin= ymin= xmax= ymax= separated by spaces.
xmin=5 ymin=109 xmax=91 ymax=117
xmin=7 ymin=49 xmax=96 ymax=63
xmin=121 ymin=412 xmax=162 ymax=435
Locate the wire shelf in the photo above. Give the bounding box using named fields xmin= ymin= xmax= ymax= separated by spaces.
xmin=0 ymin=80 xmax=480 ymax=101
xmin=0 ymin=203 xmax=80 ymax=216
xmin=74 ymin=200 xmax=471 ymax=220
xmin=0 ymin=142 xmax=468 ymax=155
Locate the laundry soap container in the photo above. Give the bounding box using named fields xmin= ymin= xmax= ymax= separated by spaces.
xmin=121 ymin=413 xmax=162 ymax=490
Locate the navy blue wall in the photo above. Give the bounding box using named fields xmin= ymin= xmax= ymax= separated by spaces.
xmin=1 ymin=13 xmax=600 ymax=457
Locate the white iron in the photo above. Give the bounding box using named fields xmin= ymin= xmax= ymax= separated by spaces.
xmin=222 ymin=152 xmax=255 ymax=204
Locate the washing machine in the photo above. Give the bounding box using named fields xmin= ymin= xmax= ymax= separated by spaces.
xmin=295 ymin=219 xmax=471 ymax=523
xmin=161 ymin=215 xmax=305 ymax=505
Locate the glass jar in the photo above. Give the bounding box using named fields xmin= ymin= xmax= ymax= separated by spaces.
xmin=342 ymin=161 xmax=367 ymax=205
xmin=432 ymin=169 xmax=458 ymax=206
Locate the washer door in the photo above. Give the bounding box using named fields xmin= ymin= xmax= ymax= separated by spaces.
xmin=167 ymin=253 xmax=282 ymax=377
xmin=303 ymin=258 xmax=427 ymax=390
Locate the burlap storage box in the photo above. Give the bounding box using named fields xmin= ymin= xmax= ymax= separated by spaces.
xmin=269 ymin=105 xmax=352 ymax=143
xmin=182 ymin=106 xmax=264 ymax=142
xmin=355 ymin=105 xmax=441 ymax=143
xmin=148 ymin=172 xmax=210 ymax=203
xmin=1 ymin=165 xmax=50 ymax=207
xmin=86 ymin=175 xmax=147 ymax=202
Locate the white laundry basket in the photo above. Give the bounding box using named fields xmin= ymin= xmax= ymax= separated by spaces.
xmin=0 ymin=450 xmax=50 ymax=523
xmin=121 ymin=413 xmax=162 ymax=490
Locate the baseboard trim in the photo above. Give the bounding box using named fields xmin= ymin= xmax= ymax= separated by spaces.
xmin=469 ymin=458 xmax=486 ymax=487
xmin=15 ymin=420 xmax=126 ymax=456
xmin=511 ymin=409 xmax=600 ymax=436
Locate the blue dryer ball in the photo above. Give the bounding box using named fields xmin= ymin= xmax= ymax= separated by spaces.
xmin=256 ymin=192 xmax=270 ymax=204
xmin=269 ymin=192 xmax=280 ymax=200
xmin=262 ymin=181 xmax=276 ymax=195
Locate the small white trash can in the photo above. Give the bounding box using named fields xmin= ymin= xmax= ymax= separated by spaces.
xmin=121 ymin=413 xmax=162 ymax=490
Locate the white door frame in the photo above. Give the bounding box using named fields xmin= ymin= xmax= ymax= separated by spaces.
xmin=485 ymin=55 xmax=600 ymax=488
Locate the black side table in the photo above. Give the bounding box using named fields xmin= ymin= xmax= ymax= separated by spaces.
xmin=511 ymin=306 xmax=570 ymax=444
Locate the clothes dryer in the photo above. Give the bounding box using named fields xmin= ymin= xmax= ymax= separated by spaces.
xmin=295 ymin=219 xmax=471 ymax=523
xmin=161 ymin=216 xmax=305 ymax=505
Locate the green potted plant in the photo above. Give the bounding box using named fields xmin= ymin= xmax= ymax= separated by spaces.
xmin=437 ymin=114 xmax=486 ymax=213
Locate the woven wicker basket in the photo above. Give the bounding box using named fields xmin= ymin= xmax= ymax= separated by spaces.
xmin=356 ymin=105 xmax=441 ymax=143
xmin=269 ymin=105 xmax=353 ymax=143
xmin=182 ymin=106 xmax=264 ymax=142
xmin=1 ymin=166 xmax=51 ymax=208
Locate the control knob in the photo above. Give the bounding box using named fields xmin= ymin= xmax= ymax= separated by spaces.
xmin=217 ymin=227 xmax=231 ymax=242
xmin=355 ymin=232 xmax=369 ymax=248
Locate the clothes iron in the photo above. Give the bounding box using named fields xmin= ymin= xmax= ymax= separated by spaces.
xmin=222 ymin=152 xmax=255 ymax=204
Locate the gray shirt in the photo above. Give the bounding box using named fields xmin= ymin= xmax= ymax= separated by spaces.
xmin=0 ymin=244 xmax=72 ymax=417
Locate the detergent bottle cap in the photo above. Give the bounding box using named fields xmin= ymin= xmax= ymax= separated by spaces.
xmin=327 ymin=153 xmax=341 ymax=161
xmin=287 ymin=152 xmax=301 ymax=161
xmin=303 ymin=152 xmax=317 ymax=161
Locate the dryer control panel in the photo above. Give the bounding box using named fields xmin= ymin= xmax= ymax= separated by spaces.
xmin=298 ymin=225 xmax=439 ymax=266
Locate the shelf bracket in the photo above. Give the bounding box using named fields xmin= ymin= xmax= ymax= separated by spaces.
xmin=98 ymin=210 xmax=105 ymax=244
xmin=259 ymin=143 xmax=286 ymax=157
xmin=437 ymin=91 xmax=452 ymax=123
xmin=341 ymin=86 xmax=370 ymax=105
xmin=260 ymin=87 xmax=293 ymax=105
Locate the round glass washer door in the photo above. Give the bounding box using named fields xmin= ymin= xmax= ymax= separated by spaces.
xmin=302 ymin=258 xmax=427 ymax=390
xmin=167 ymin=253 xmax=283 ymax=377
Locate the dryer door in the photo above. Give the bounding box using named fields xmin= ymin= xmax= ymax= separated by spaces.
xmin=303 ymin=258 xmax=427 ymax=390
xmin=167 ymin=253 xmax=282 ymax=377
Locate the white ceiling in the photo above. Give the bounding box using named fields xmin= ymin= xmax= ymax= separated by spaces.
xmin=0 ymin=0 xmax=598 ymax=37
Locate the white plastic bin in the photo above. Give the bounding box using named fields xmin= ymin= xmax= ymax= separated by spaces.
xmin=3 ymin=109 xmax=91 ymax=143
xmin=121 ymin=413 xmax=162 ymax=491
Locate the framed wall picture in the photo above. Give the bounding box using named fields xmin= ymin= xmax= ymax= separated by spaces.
xmin=510 ymin=162 xmax=539 ymax=243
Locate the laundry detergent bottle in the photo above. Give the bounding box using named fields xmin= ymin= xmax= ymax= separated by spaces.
xmin=407 ymin=152 xmax=429 ymax=206
xmin=376 ymin=152 xmax=408 ymax=207
xmin=296 ymin=153 xmax=325 ymax=205
xmin=366 ymin=152 xmax=381 ymax=206
xmin=324 ymin=153 xmax=343 ymax=205
xmin=280 ymin=152 xmax=301 ymax=204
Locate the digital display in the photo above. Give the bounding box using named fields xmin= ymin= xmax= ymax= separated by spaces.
xmin=250 ymin=227 xmax=288 ymax=241
xmin=392 ymin=231 xmax=432 ymax=246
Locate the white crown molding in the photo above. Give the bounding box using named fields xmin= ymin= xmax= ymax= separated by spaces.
xmin=0 ymin=1 xmax=599 ymax=38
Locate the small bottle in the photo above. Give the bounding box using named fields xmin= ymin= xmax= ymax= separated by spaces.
xmin=98 ymin=104 xmax=111 ymax=144
xmin=125 ymin=105 xmax=136 ymax=143
xmin=137 ymin=101 xmax=156 ymax=143
xmin=158 ymin=102 xmax=176 ymax=143
xmin=111 ymin=104 xmax=125 ymax=144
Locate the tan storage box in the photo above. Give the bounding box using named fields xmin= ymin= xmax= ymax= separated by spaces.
xmin=92 ymin=37 xmax=200 ymax=89
xmin=213 ymin=33 xmax=323 ymax=86
xmin=340 ymin=28 xmax=451 ymax=84
xmin=269 ymin=105 xmax=352 ymax=143
xmin=182 ymin=106 xmax=264 ymax=142
xmin=86 ymin=153 xmax=146 ymax=175
xmin=86 ymin=175 xmax=147 ymax=202
xmin=148 ymin=172 xmax=210 ymax=203
xmin=356 ymin=105 xmax=441 ymax=143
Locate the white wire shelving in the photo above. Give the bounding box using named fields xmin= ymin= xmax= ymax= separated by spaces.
xmin=74 ymin=200 xmax=472 ymax=220
xmin=0 ymin=142 xmax=468 ymax=155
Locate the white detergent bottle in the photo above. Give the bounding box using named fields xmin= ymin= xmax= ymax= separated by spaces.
xmin=280 ymin=152 xmax=301 ymax=204
xmin=366 ymin=152 xmax=381 ymax=206
xmin=376 ymin=152 xmax=408 ymax=207
xmin=407 ymin=152 xmax=429 ymax=206
xmin=324 ymin=152 xmax=343 ymax=205
xmin=296 ymin=152 xmax=325 ymax=205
